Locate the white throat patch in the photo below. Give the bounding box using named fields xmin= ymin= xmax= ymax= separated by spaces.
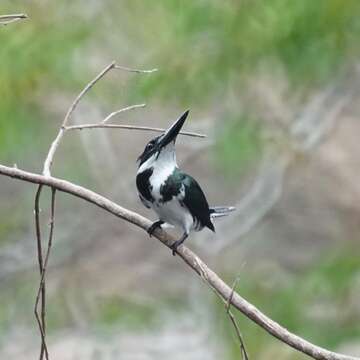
xmin=137 ymin=141 xmax=177 ymax=200
xmin=138 ymin=141 xmax=177 ymax=174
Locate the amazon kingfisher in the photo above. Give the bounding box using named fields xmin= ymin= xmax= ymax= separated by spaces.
xmin=136 ymin=110 xmax=235 ymax=255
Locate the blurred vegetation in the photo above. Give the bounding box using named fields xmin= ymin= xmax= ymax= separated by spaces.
xmin=1 ymin=1 xmax=360 ymax=358
xmin=218 ymin=250 xmax=360 ymax=358
xmin=96 ymin=296 xmax=158 ymax=330
xmin=121 ymin=0 xmax=360 ymax=103
xmin=2 ymin=0 xmax=360 ymax=161
xmin=117 ymin=0 xmax=360 ymax=177
xmin=1 ymin=251 xmax=358 ymax=359
xmin=3 ymin=0 xmax=359 ymax=166
xmin=214 ymin=115 xmax=262 ymax=177
xmin=0 ymin=1 xmax=91 ymax=160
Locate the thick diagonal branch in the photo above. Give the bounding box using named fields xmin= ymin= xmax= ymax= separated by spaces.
xmin=0 ymin=164 xmax=357 ymax=360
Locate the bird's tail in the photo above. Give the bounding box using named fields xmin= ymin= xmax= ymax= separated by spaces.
xmin=209 ymin=206 xmax=236 ymax=219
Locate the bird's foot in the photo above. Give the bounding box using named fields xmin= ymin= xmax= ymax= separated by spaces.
xmin=147 ymin=220 xmax=164 ymax=237
xmin=170 ymin=233 xmax=189 ymax=256
xmin=171 ymin=240 xmax=182 ymax=256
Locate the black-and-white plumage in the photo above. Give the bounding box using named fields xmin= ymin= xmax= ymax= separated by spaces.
xmin=136 ymin=110 xmax=234 ymax=255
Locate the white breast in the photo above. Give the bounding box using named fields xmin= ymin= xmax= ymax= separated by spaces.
xmin=150 ymin=161 xmax=175 ymax=199
xmin=153 ymin=197 xmax=194 ymax=234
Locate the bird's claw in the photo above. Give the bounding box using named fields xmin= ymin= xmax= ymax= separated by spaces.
xmin=147 ymin=221 xmax=163 ymax=237
xmin=171 ymin=241 xmax=181 ymax=256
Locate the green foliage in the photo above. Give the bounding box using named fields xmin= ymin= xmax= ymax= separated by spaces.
xmin=0 ymin=207 xmax=26 ymax=245
xmin=3 ymin=0 xmax=359 ymax=163
xmin=0 ymin=278 xmax=36 ymax=339
xmin=214 ymin=115 xmax=262 ymax=177
xmin=111 ymin=0 xmax=360 ymax=173
xmin=96 ymin=296 xmax=157 ymax=329
xmin=121 ymin=0 xmax=360 ymax=103
xmin=95 ymin=295 xmax=186 ymax=330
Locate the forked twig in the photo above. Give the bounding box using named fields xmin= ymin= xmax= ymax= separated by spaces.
xmin=43 ymin=61 xmax=117 ymax=176
xmin=43 ymin=62 xmax=158 ymax=177
xmin=63 ymin=62 xmax=116 ymax=127
xmin=38 ymin=61 xmax=118 ymax=356
xmin=35 ymin=61 xmax=158 ymax=359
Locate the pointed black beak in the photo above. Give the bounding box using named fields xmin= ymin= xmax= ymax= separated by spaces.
xmin=158 ymin=110 xmax=189 ymax=149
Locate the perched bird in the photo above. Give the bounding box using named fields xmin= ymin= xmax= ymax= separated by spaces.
xmin=136 ymin=110 xmax=234 ymax=255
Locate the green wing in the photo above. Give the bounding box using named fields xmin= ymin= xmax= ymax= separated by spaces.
xmin=180 ymin=171 xmax=215 ymax=232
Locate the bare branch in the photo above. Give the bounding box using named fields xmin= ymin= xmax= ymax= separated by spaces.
xmin=0 ymin=13 xmax=27 ymax=25
xmin=65 ymin=123 xmax=207 ymax=138
xmin=0 ymin=164 xmax=357 ymax=360
xmin=114 ymin=65 xmax=158 ymax=73
xmin=42 ymin=62 xmax=157 ymax=176
xmin=42 ymin=62 xmax=117 ymax=176
xmin=43 ymin=128 xmax=65 ymax=177
xmin=101 ymin=104 xmax=146 ymax=123
xmin=63 ymin=62 xmax=116 ymax=127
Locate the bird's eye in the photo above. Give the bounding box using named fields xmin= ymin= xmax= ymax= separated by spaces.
xmin=146 ymin=141 xmax=155 ymax=150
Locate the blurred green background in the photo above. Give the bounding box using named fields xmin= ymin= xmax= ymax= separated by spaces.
xmin=1 ymin=1 xmax=360 ymax=359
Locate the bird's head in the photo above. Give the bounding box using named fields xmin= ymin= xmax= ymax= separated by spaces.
xmin=137 ymin=110 xmax=189 ymax=169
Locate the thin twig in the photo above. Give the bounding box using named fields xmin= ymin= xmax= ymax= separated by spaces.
xmin=65 ymin=124 xmax=207 ymax=138
xmin=101 ymin=104 xmax=146 ymax=123
xmin=114 ymin=65 xmax=158 ymax=73
xmin=63 ymin=62 xmax=116 ymax=127
xmin=44 ymin=188 xmax=56 ymax=272
xmin=34 ymin=188 xmax=56 ymax=360
xmin=193 ymin=259 xmax=249 ymax=360
xmin=34 ymin=185 xmax=48 ymax=360
xmin=0 ymin=13 xmax=27 ymax=25
xmin=42 ymin=128 xmax=65 ymax=177
xmin=225 ymin=278 xmax=249 ymax=360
